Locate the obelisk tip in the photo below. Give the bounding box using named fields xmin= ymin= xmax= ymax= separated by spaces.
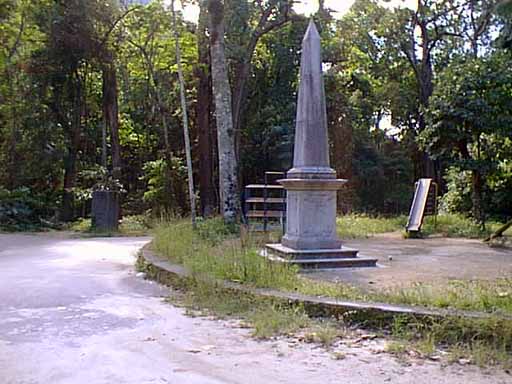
xmin=303 ymin=19 xmax=320 ymax=42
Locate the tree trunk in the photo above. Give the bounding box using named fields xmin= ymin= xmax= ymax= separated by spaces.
xmin=471 ymin=169 xmax=484 ymax=229
xmin=61 ymin=74 xmax=82 ymax=222
xmin=171 ymin=0 xmax=197 ymax=227
xmin=102 ymin=61 xmax=121 ymax=180
xmin=6 ymin=68 xmax=19 ymax=189
xmin=147 ymin=59 xmax=171 ymax=156
xmin=460 ymin=137 xmax=485 ymax=229
xmin=208 ymin=0 xmax=240 ymax=223
xmin=484 ymin=219 xmax=512 ymax=242
xmin=402 ymin=3 xmax=439 ymax=184
xmin=417 ymin=31 xmax=436 ymax=181
xmin=196 ymin=1 xmax=217 ymax=217
xmin=231 ymin=53 xmax=252 ymax=159
xmin=101 ymin=119 xmax=107 ymax=169
xmin=101 ymin=60 xmax=122 ymax=221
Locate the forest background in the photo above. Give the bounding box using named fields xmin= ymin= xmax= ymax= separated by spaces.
xmin=1 ymin=0 xmax=511 ymax=230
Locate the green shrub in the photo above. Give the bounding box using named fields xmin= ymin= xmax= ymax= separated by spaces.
xmin=195 ymin=216 xmax=238 ymax=244
xmin=0 ymin=187 xmax=57 ymax=231
xmin=142 ymin=157 xmax=188 ymax=216
xmin=440 ymin=167 xmax=473 ymax=214
xmin=421 ymin=214 xmax=501 ymax=238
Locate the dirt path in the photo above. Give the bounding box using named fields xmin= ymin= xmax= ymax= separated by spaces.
xmin=0 ymin=233 xmax=509 ymax=384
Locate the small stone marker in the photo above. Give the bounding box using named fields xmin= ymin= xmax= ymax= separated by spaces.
xmin=265 ymin=20 xmax=377 ymax=269
xmin=91 ymin=190 xmax=119 ymax=231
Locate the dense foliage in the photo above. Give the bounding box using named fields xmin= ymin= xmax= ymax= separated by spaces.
xmin=0 ymin=0 xmax=511 ymax=229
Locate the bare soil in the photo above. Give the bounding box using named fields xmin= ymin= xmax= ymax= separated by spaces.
xmin=307 ymin=234 xmax=512 ymax=290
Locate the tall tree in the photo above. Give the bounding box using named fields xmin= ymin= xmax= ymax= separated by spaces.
xmin=101 ymin=57 xmax=122 ymax=179
xmin=208 ymin=0 xmax=240 ymax=223
xmin=423 ymin=52 xmax=512 ymax=226
xmin=196 ymin=0 xmax=217 ymax=217
xmin=41 ymin=0 xmax=93 ymax=221
xmin=226 ymin=0 xmax=293 ymax=158
xmin=124 ymin=4 xmax=172 ymax=157
xmin=171 ymin=0 xmax=196 ymax=227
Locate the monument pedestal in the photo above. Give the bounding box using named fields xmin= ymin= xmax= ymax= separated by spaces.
xmin=265 ymin=178 xmax=377 ymax=269
xmin=280 ymin=178 xmax=344 ymax=250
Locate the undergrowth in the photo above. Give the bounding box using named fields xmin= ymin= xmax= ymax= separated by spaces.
xmin=154 ymin=218 xmax=512 ymax=315
xmin=421 ymin=214 xmax=502 ymax=238
xmin=69 ymin=214 xmax=151 ymax=236
xmin=152 ymin=218 xmax=512 ymax=367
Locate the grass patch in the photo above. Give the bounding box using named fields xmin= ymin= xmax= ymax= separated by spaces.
xmin=250 ymin=304 xmax=311 ymax=339
xmin=154 ymin=218 xmax=336 ymax=292
xmin=167 ymin=279 xmax=313 ymax=339
xmin=153 ymin=218 xmax=367 ymax=302
xmin=336 ymin=213 xmax=505 ymax=239
xmin=165 ymin=277 xmax=348 ymax=345
xmin=380 ymin=279 xmax=512 ymax=315
xmin=303 ymin=321 xmax=343 ymax=347
xmin=336 ymin=214 xmax=407 ymax=238
xmin=389 ymin=314 xmax=512 ymax=368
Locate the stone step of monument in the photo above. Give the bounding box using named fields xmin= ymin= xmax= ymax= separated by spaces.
xmin=265 ymin=244 xmax=359 ymax=260
xmin=264 ymin=254 xmax=378 ymax=269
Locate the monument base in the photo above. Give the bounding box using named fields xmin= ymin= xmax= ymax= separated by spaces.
xmin=264 ymin=243 xmax=378 ymax=269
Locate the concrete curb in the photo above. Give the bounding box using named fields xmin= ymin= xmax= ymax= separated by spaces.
xmin=138 ymin=244 xmax=512 ymax=322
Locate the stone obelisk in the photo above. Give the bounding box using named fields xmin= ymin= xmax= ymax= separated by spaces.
xmin=266 ymin=20 xmax=376 ymax=268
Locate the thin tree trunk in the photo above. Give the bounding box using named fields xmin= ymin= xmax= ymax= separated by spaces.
xmin=472 ymin=169 xmax=484 ymax=229
xmin=459 ymin=137 xmax=485 ymax=229
xmin=148 ymin=61 xmax=171 ymax=155
xmin=126 ymin=37 xmax=177 ymax=213
xmin=61 ymin=73 xmax=82 ymax=222
xmin=145 ymin=58 xmax=176 ymax=214
xmin=126 ymin=31 xmax=172 ymax=156
xmin=171 ymin=0 xmax=197 ymax=228
xmin=6 ymin=68 xmax=18 ymax=189
xmin=101 ymin=59 xmax=122 ymax=221
xmin=3 ymin=14 xmax=25 ymax=189
xmin=402 ymin=2 xmax=438 ymax=183
xmin=102 ymin=61 xmax=121 ymax=180
xmin=208 ymin=0 xmax=240 ymax=223
xmin=231 ymin=54 xmax=252 ymax=159
xmin=196 ymin=0 xmax=216 ymax=217
xmin=101 ymin=120 xmax=107 ymax=169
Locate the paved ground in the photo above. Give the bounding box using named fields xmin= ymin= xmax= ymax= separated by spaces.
xmin=1 ymin=233 xmax=511 ymax=384
xmin=306 ymin=233 xmax=512 ymax=290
